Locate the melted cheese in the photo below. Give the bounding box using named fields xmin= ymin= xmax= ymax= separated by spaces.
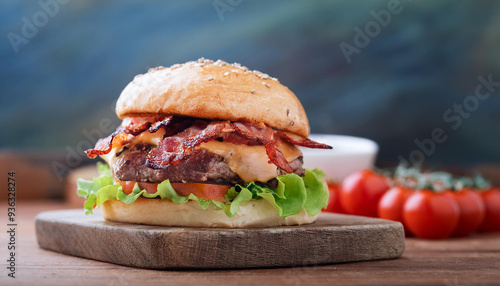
xmin=100 ymin=148 xmax=116 ymax=167
xmin=133 ymin=128 xmax=166 ymax=146
xmin=197 ymin=140 xmax=302 ymax=183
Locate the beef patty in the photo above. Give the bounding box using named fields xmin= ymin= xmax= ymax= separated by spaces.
xmin=112 ymin=143 xmax=305 ymax=186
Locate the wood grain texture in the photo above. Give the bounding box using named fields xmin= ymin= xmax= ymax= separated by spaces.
xmin=2 ymin=201 xmax=500 ymax=286
xmin=35 ymin=210 xmax=404 ymax=269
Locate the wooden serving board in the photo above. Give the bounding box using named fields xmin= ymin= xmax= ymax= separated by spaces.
xmin=35 ymin=210 xmax=405 ymax=269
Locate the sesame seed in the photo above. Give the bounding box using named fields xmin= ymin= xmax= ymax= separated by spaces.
xmin=208 ymin=76 xmax=213 ymax=81
xmin=214 ymin=59 xmax=228 ymax=66
xmin=148 ymin=66 xmax=165 ymax=72
xmin=286 ymin=109 xmax=290 ymax=116
xmin=144 ymin=59 xmax=281 ymax=83
xmin=251 ymin=89 xmax=256 ymax=94
xmin=290 ymin=121 xmax=294 ymax=126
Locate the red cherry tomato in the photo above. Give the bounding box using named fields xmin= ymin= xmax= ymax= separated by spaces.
xmin=323 ymin=182 xmax=345 ymax=213
xmin=403 ymin=190 xmax=460 ymax=239
xmin=478 ymin=187 xmax=500 ymax=233
xmin=340 ymin=169 xmax=390 ymax=217
xmin=377 ymin=185 xmax=413 ymax=234
xmin=444 ymin=189 xmax=485 ymax=237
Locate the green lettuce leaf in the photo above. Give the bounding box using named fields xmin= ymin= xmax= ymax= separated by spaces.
xmin=303 ymin=169 xmax=329 ymax=216
xmin=77 ymin=163 xmax=329 ymax=218
xmin=274 ymin=173 xmax=307 ymax=217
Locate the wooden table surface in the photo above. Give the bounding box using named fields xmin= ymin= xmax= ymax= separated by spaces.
xmin=1 ymin=201 xmax=499 ymax=286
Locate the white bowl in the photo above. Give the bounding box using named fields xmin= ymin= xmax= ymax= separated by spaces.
xmin=300 ymin=134 xmax=378 ymax=180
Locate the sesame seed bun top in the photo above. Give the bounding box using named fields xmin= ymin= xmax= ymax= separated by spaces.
xmin=115 ymin=58 xmax=310 ymax=137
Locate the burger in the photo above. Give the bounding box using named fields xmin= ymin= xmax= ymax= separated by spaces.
xmin=77 ymin=58 xmax=332 ymax=228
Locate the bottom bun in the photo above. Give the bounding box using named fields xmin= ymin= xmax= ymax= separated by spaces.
xmin=101 ymin=197 xmax=318 ymax=228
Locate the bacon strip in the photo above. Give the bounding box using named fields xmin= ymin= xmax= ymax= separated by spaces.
xmin=85 ymin=116 xmax=171 ymax=159
xmin=232 ymin=122 xmax=294 ymax=173
xmin=162 ymin=118 xmax=195 ymax=138
xmin=277 ymin=131 xmax=332 ymax=149
xmin=146 ymin=121 xmax=228 ymax=168
xmin=86 ymin=115 xmax=332 ymax=175
xmin=221 ymin=132 xmax=260 ymax=146
xmin=126 ymin=115 xmax=165 ymax=135
xmin=149 ymin=116 xmax=173 ymax=133
xmin=85 ymin=131 xmax=118 ymax=159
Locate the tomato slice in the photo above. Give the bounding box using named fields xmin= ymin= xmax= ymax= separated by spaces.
xmin=171 ymin=183 xmax=230 ymax=202
xmin=119 ymin=181 xmax=136 ymax=195
xmin=118 ymin=181 xmax=230 ymax=202
xmin=138 ymin=182 xmax=160 ymax=194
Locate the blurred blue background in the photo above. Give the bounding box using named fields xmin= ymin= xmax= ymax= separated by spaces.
xmin=1 ymin=0 xmax=500 ymax=166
